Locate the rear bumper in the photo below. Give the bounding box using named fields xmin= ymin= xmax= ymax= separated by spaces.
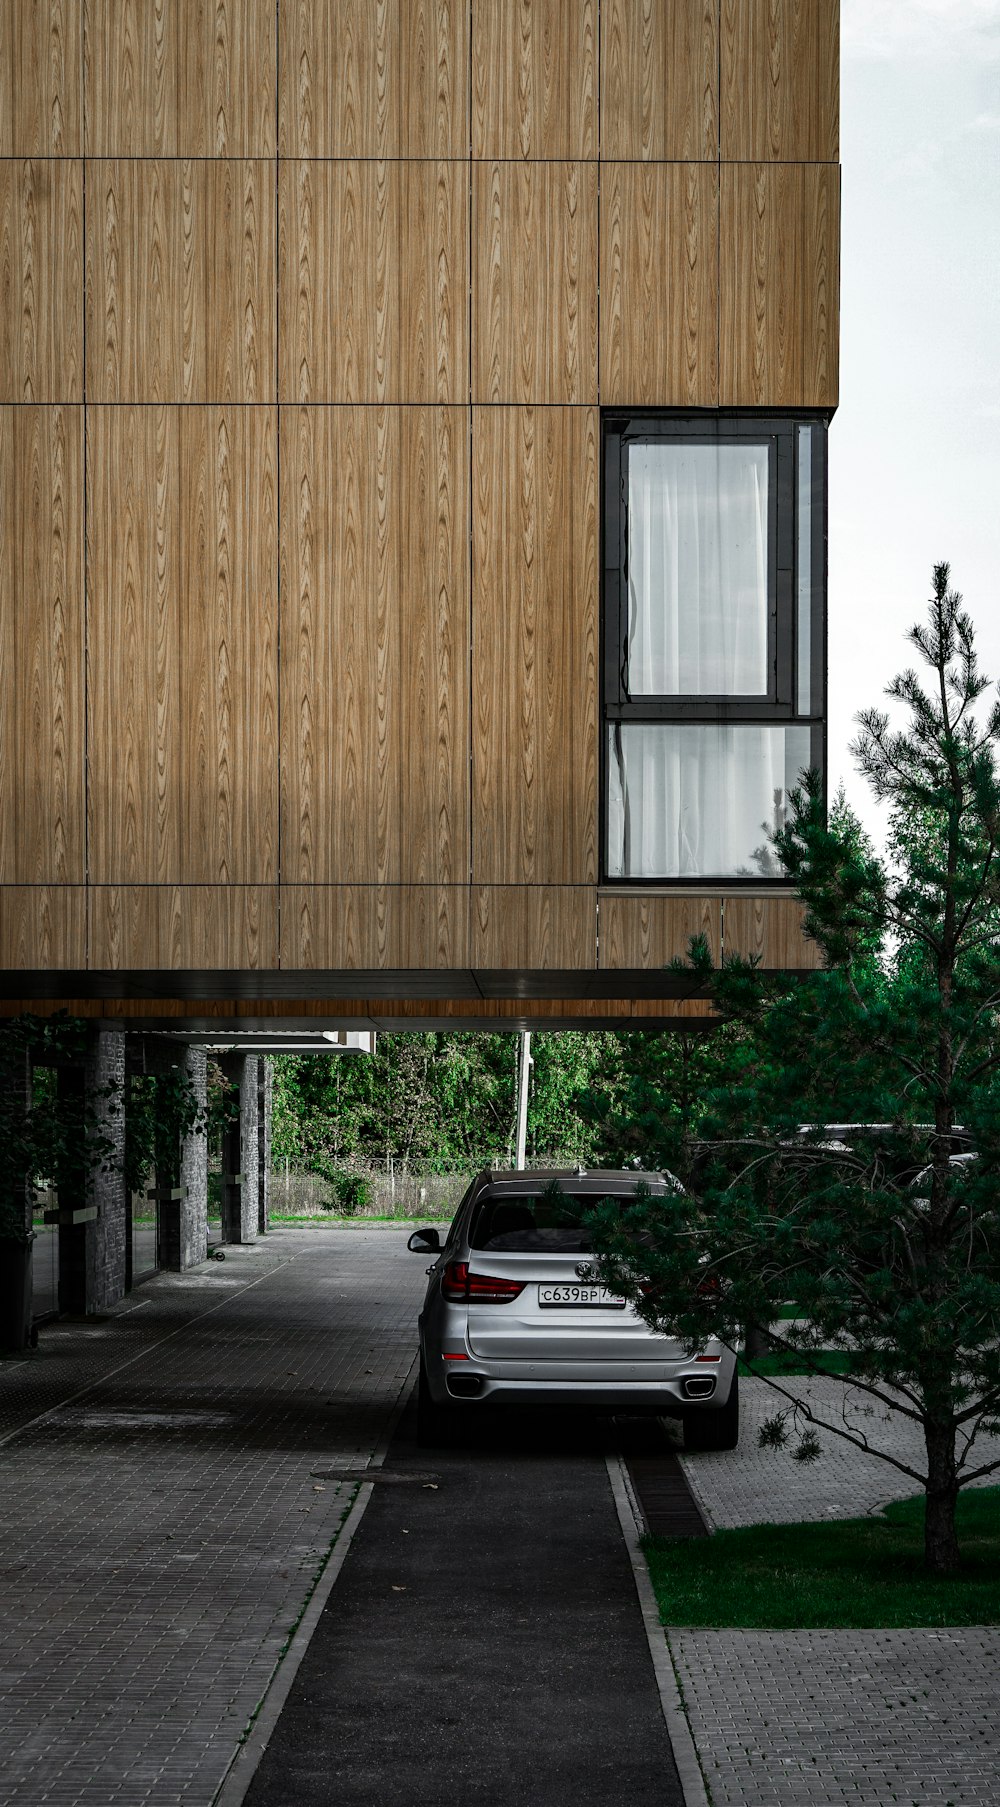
xmin=424 ymin=1360 xmax=735 ymax=1414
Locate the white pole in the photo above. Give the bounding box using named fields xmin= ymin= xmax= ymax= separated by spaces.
xmin=515 ymin=1031 xmax=532 ymax=1171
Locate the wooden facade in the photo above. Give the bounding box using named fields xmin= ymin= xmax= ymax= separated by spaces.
xmin=0 ymin=0 xmax=837 ymax=1028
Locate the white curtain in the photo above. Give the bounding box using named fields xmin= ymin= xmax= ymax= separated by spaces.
xmin=607 ymin=724 xmax=812 ymax=879
xmin=626 ymin=442 xmax=769 ymax=696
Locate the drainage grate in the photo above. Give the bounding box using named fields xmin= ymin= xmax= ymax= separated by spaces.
xmin=614 ymin=1418 xmax=708 ymax=1538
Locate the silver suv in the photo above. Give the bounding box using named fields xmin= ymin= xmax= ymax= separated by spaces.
xmin=409 ymin=1169 xmax=738 ymax=1449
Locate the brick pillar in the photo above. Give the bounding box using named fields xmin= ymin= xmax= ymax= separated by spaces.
xmin=257 ymin=1059 xmax=272 ymax=1233
xmin=54 ymin=1031 xmax=128 ymax=1314
xmin=219 ymin=1055 xmax=260 ymax=1244
xmin=86 ymin=1030 xmax=127 ymax=1311
xmin=0 ymin=1034 xmax=33 ymax=1350
xmin=140 ymin=1039 xmax=207 ymax=1273
xmin=56 ymin=1062 xmax=88 ymax=1314
xmin=178 ymin=1047 xmax=208 ymax=1269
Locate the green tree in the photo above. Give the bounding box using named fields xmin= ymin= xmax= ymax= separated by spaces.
xmin=0 ymin=1015 xmax=114 ymax=1244
xmin=591 ymin=566 xmax=1000 ymax=1573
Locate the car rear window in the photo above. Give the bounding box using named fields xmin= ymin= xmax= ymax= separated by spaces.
xmin=469 ymin=1190 xmax=637 ymax=1254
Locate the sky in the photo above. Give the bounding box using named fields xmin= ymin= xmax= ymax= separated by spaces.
xmin=830 ymin=0 xmax=1000 ymax=841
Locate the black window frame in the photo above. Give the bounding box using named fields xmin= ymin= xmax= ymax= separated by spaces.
xmin=601 ymin=409 xmax=829 ymax=887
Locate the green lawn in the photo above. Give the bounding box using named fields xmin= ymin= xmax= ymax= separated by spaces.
xmin=645 ymin=1488 xmax=1000 ymax=1628
xmin=267 ymin=1213 xmax=451 ymax=1227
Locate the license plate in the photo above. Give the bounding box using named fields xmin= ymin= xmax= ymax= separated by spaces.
xmin=538 ymin=1284 xmax=626 ymax=1308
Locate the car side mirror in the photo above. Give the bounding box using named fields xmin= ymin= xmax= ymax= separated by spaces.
xmin=407 ymin=1227 xmax=441 ymax=1253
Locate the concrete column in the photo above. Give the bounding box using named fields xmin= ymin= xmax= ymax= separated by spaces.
xmin=179 ymin=1047 xmax=208 ymax=1269
xmin=219 ymin=1055 xmax=260 ymax=1244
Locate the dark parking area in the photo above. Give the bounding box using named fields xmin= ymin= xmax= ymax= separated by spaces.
xmin=245 ymin=1402 xmax=684 ymax=1807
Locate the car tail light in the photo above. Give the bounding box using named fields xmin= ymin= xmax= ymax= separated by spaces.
xmin=440 ymin=1261 xmax=525 ymax=1304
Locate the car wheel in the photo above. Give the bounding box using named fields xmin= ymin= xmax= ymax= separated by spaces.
xmin=684 ymin=1371 xmax=739 ymax=1452
xmin=416 ymin=1357 xmax=464 ymax=1448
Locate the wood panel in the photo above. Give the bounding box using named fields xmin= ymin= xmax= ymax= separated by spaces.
xmin=471 ymin=888 xmax=596 ymax=969
xmin=279 ymin=0 xmax=468 ymax=157
xmin=473 ymin=162 xmax=597 ymax=405
xmin=722 ymin=0 xmax=839 ymax=161
xmin=0 ymin=407 xmax=84 ymax=882
xmin=0 ymin=161 xmax=82 ymax=401
xmin=86 ymin=406 xmax=278 ymax=884
xmin=86 ymin=160 xmax=275 ymax=403
xmin=472 ymin=407 xmax=598 ymax=885
xmin=723 ymin=894 xmax=822 ymax=968
xmin=88 ymin=887 xmax=278 ymax=968
xmin=84 ymin=0 xmax=275 ymax=155
xmin=280 ymin=887 xmax=470 ymax=969
xmin=601 ymin=0 xmax=717 ymax=161
xmin=0 ymin=0 xmax=81 ymax=154
xmin=280 ymin=406 xmax=469 ymax=884
xmin=599 ymin=893 xmax=720 ymax=968
xmin=0 ymin=887 xmax=86 ymax=966
xmin=601 ymin=162 xmax=718 ymax=407
xmin=278 ymin=160 xmax=467 ymax=404
xmin=720 ymin=162 xmax=839 ymax=406
xmin=472 ymin=0 xmax=596 ymax=159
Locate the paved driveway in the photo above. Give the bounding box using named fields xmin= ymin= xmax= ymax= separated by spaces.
xmin=0 ymin=1228 xmax=424 ymax=1807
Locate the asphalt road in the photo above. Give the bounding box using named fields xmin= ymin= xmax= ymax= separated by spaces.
xmin=245 ymin=1403 xmax=685 ymax=1806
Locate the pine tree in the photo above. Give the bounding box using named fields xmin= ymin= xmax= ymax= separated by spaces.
xmin=592 ymin=566 xmax=1000 ymax=1572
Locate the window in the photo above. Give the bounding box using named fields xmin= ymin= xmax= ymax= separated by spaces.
xmin=603 ymin=414 xmax=826 ymax=881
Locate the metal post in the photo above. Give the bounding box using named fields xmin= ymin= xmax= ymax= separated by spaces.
xmin=515 ymin=1031 xmax=532 ymax=1172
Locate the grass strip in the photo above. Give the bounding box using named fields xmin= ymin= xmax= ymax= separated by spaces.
xmin=644 ymin=1487 xmax=1000 ymax=1628
xmin=738 ymin=1350 xmax=855 ymax=1377
xmin=267 ymin=1213 xmax=451 ymax=1227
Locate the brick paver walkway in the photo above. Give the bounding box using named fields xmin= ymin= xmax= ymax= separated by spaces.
xmin=671 ymin=1626 xmax=1000 ymax=1805
xmin=679 ymin=1375 xmax=1000 ymax=1529
xmin=0 ymin=1227 xmax=425 ymax=1807
xmin=667 ymin=1376 xmax=1000 ymax=1806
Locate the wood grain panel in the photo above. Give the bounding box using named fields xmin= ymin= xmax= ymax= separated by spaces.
xmin=86 ymin=406 xmax=278 ymax=884
xmin=0 ymin=407 xmax=84 ymax=882
xmin=601 ymin=0 xmax=717 ymax=160
xmin=279 ymin=160 xmax=467 ymax=403
xmin=88 ymin=887 xmax=278 ymax=968
xmin=86 ymin=160 xmax=275 ymax=403
xmin=84 ymin=0 xmax=275 ymax=155
xmin=722 ymin=0 xmax=839 ymax=161
xmin=279 ymin=0 xmax=468 ymax=157
xmin=723 ymin=894 xmax=822 ymax=968
xmin=280 ymin=406 xmax=469 ymax=884
xmin=471 ymin=888 xmax=596 ymax=969
xmin=280 ymin=887 xmax=470 ymax=968
xmin=472 ymin=407 xmax=598 ymax=885
xmin=472 ymin=0 xmax=596 ymax=159
xmin=720 ymin=162 xmax=838 ymax=406
xmin=0 ymin=161 xmax=82 ymax=401
xmin=601 ymin=162 xmax=718 ymax=407
xmin=0 ymin=887 xmax=86 ymax=966
xmin=473 ymin=162 xmax=597 ymax=405
xmin=599 ymin=894 xmax=720 ymax=968
xmin=0 ymin=0 xmax=81 ymax=154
